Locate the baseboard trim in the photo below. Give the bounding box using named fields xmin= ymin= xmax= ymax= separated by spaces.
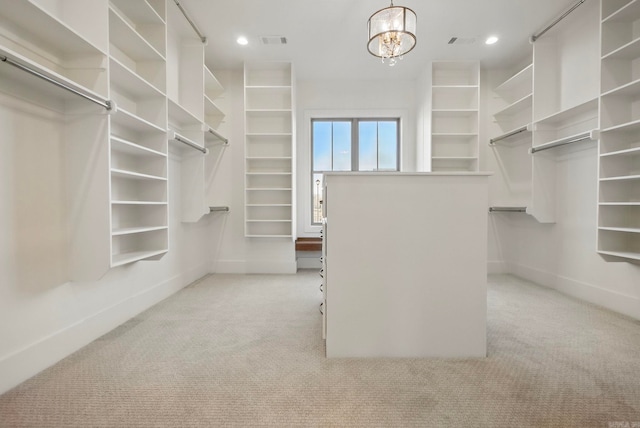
xmin=508 ymin=262 xmax=640 ymax=320
xmin=0 ymin=264 xmax=208 ymax=395
xmin=555 ymin=274 xmax=640 ymax=320
xmin=487 ymin=261 xmax=508 ymax=274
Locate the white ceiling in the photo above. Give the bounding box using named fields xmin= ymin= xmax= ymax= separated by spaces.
xmin=178 ymin=0 xmax=578 ymax=80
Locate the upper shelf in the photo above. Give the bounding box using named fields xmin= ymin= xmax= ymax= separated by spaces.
xmin=534 ymin=98 xmax=599 ymax=127
xmin=602 ymin=0 xmax=640 ymax=23
xmin=494 ymin=64 xmax=533 ymax=95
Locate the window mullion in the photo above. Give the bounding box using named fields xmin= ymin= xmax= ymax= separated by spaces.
xmin=351 ymin=119 xmax=358 ymax=171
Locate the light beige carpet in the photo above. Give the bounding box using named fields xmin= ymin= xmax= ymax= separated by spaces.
xmin=1 ymin=272 xmax=639 ymax=427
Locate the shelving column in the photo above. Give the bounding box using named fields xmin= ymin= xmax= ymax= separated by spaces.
xmin=529 ymin=0 xmax=600 ymax=223
xmin=244 ymin=62 xmax=295 ymax=238
xmin=108 ymin=0 xmax=169 ymax=265
xmin=597 ymin=0 xmax=640 ymax=262
xmin=430 ymin=61 xmax=480 ymax=172
xmin=488 ymin=60 xmax=534 ymax=211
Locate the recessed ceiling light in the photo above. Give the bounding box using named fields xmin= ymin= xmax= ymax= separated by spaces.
xmin=485 ymin=36 xmax=499 ymax=45
xmin=237 ymin=36 xmax=248 ymax=46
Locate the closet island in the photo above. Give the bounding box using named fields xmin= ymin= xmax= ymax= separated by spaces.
xmin=322 ymin=172 xmax=490 ymax=358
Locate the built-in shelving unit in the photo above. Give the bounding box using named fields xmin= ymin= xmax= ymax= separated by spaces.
xmin=108 ymin=0 xmax=169 ymax=266
xmin=244 ymin=62 xmax=295 ymax=238
xmin=488 ymin=59 xmax=534 ymax=212
xmin=598 ymin=0 xmax=640 ymax=262
xmin=430 ymin=61 xmax=480 ymax=172
xmin=0 ymin=0 xmax=231 ymax=279
xmin=528 ymin=0 xmax=600 ymax=224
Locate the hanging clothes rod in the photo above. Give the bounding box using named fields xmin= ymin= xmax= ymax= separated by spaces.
xmin=531 ymin=0 xmax=586 ymax=42
xmin=173 ymin=0 xmax=206 ymax=43
xmin=170 ymin=131 xmax=207 ymax=154
xmin=489 ymin=207 xmax=527 ymax=213
xmin=530 ymin=130 xmax=598 ymax=154
xmin=209 ymin=206 xmax=229 ymax=212
xmin=207 ymin=127 xmax=229 ymax=145
xmin=489 ymin=126 xmax=529 ymax=145
xmin=1 ymin=54 xmax=112 ymax=110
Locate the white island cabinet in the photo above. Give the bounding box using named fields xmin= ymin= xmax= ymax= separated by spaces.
xmin=323 ymin=173 xmax=490 ymax=358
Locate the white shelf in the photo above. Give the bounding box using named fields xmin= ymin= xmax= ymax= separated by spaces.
xmin=602 ymin=35 xmax=640 ymax=60
xmin=601 ymin=118 xmax=640 ymax=133
xmin=246 ymin=172 xmax=292 ymax=176
xmin=246 ymin=156 xmax=293 ymax=160
xmin=432 ymin=156 xmax=478 ymax=161
xmin=534 ymin=98 xmax=599 ymax=126
xmin=599 ymin=226 xmax=640 ymax=233
xmin=111 ymin=249 xmax=168 ymax=267
xmin=597 ymin=250 xmax=640 ymax=261
xmin=205 ymin=95 xmax=225 ymax=117
xmin=246 ymin=236 xmax=292 ymax=239
xmin=494 ymin=94 xmax=533 ymax=117
xmin=111 ymin=168 xmax=167 ymax=181
xmin=168 ymin=99 xmax=202 ymax=127
xmin=495 ymin=64 xmax=533 ymax=95
xmin=246 ymin=132 xmax=292 ymax=136
xmin=111 ymin=107 xmax=167 ymax=134
xmin=205 ymin=66 xmax=224 ymax=99
xmin=109 ymin=57 xmax=165 ymax=99
xmin=246 ymin=188 xmax=293 ymax=191
xmin=111 ymin=200 xmax=168 ymax=205
xmin=109 ymin=7 xmax=165 ymax=62
xmin=603 ymin=0 xmax=640 ymax=22
xmin=112 ymin=226 xmax=168 ymax=236
xmin=602 ymin=77 xmax=640 ymax=97
xmin=599 ymin=202 xmax=640 ymax=206
xmin=111 ymin=136 xmax=166 ymax=157
xmin=0 ymin=0 xmax=108 ymax=59
xmin=246 ymin=204 xmax=293 ymax=207
xmin=600 ymin=146 xmax=640 ymax=158
xmin=110 ymin=0 xmax=165 ymax=25
xmin=599 ymin=174 xmax=640 ymax=182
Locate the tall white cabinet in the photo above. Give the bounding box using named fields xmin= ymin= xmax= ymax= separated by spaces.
xmin=0 ymin=0 xmax=228 ymax=280
xmin=430 ymin=61 xmax=480 ymax=172
xmin=243 ymin=62 xmax=295 ymax=238
xmin=598 ymin=0 xmax=640 ymax=262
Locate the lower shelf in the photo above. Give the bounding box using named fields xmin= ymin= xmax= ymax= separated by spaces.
xmin=111 ymin=249 xmax=168 ymax=267
xmin=597 ymin=250 xmax=640 ymax=262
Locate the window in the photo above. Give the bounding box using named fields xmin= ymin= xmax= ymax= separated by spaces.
xmin=311 ymin=118 xmax=400 ymax=223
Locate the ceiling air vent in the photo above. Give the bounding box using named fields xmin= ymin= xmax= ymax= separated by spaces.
xmin=448 ymin=36 xmax=477 ymax=45
xmin=260 ymin=36 xmax=288 ymax=45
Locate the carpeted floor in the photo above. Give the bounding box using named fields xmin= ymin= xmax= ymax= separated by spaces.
xmin=1 ymin=272 xmax=639 ymax=427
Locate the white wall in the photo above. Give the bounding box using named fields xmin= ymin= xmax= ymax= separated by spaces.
xmin=296 ymin=78 xmax=417 ymax=238
xmin=0 ymin=94 xmax=220 ymax=394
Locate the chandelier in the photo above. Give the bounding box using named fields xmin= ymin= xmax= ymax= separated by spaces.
xmin=367 ymin=1 xmax=417 ymax=66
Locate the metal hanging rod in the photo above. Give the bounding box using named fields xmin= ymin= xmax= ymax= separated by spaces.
xmin=210 ymin=206 xmax=230 ymax=213
xmin=489 ymin=207 xmax=527 ymax=213
xmin=169 ymin=131 xmax=207 ymax=154
xmin=1 ymin=54 xmax=112 ymax=110
xmin=489 ymin=126 xmax=529 ymax=145
xmin=173 ymin=0 xmax=206 ymax=43
xmin=531 ymin=0 xmax=586 ymax=42
xmin=530 ymin=130 xmax=597 ymax=154
xmin=207 ymin=127 xmax=229 ymax=145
